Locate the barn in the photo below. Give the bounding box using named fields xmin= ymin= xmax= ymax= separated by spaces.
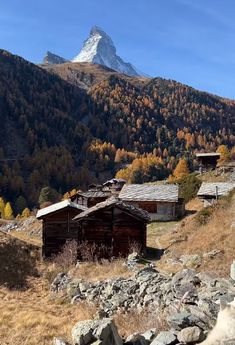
xmin=36 ymin=200 xmax=87 ymax=258
xmin=197 ymin=182 xmax=235 ymax=207
xmin=119 ymin=184 xmax=185 ymax=221
xmin=73 ymin=197 xmax=150 ymax=257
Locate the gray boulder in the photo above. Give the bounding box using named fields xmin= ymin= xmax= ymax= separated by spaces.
xmin=72 ymin=318 xmax=122 ymax=345
xmin=150 ymin=331 xmax=177 ymax=345
xmin=167 ymin=312 xmax=201 ymax=330
xmin=67 ymin=279 xmax=82 ymax=298
xmin=177 ymin=326 xmax=205 ymax=343
xmin=53 ymin=337 xmax=70 ymax=345
xmin=141 ymin=329 xmax=157 ymax=342
xmin=125 ymin=333 xmax=149 ymax=345
xmin=51 ymin=273 xmax=71 ymax=293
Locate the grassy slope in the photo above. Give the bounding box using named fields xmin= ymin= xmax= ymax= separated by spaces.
xmin=154 ymin=194 xmax=235 ymax=276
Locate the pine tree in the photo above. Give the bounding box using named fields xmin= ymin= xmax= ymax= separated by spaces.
xmin=38 ymin=186 xmax=59 ymax=207
xmin=15 ymin=196 xmax=27 ymax=214
xmin=4 ymin=202 xmax=14 ymax=220
xmin=0 ymin=197 xmax=5 ymax=218
xmin=173 ymin=158 xmax=189 ymax=180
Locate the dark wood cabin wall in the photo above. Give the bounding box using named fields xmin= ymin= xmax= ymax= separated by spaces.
xmin=79 ymin=207 xmax=146 ymax=257
xmin=43 ymin=208 xmax=81 ymax=258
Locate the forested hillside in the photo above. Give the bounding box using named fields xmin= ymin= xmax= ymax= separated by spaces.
xmin=0 ymin=50 xmax=234 ymax=212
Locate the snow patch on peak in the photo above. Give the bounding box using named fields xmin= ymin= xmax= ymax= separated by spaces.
xmin=72 ymin=26 xmax=142 ymax=77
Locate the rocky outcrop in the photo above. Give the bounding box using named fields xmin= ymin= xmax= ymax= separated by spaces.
xmin=72 ymin=318 xmax=122 ymax=345
xmin=43 ymin=51 xmax=67 ymax=65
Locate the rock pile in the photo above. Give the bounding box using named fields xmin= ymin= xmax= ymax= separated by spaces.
xmin=52 ymin=268 xmax=235 ymax=345
xmin=0 ymin=216 xmax=41 ymax=236
xmin=52 ymin=268 xmax=235 ymax=320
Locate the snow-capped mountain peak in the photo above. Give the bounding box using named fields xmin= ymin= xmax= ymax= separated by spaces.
xmin=72 ymin=26 xmax=140 ymax=76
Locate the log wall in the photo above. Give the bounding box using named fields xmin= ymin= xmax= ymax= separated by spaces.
xmin=42 ymin=208 xmax=81 ymax=258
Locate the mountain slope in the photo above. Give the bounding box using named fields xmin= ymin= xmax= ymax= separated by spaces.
xmin=72 ymin=26 xmax=141 ymax=76
xmin=87 ymin=75 xmax=235 ymax=152
xmin=0 ymin=49 xmax=234 ymax=209
xmin=41 ymin=61 xmax=149 ymax=89
xmin=0 ymin=50 xmax=92 ymax=205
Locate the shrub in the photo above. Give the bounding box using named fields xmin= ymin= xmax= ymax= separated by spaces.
xmin=178 ymin=173 xmax=201 ymax=203
xmin=77 ymin=241 xmax=109 ymax=262
xmin=53 ymin=240 xmax=78 ymax=271
xmin=195 ymin=206 xmax=214 ymax=225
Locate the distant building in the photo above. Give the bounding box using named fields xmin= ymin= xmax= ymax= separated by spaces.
xmin=73 ymin=197 xmax=150 ymax=257
xmin=36 ymin=200 xmax=87 ymax=258
xmin=70 ymin=179 xmax=126 ymax=206
xmin=119 ymin=184 xmax=185 ymax=221
xmin=103 ymin=178 xmax=126 ymax=192
xmin=70 ymin=188 xmax=112 ymax=208
xmin=197 ymin=182 xmax=235 ymax=207
xmin=196 ymin=152 xmax=221 ymax=173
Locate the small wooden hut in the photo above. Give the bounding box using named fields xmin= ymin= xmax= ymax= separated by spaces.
xmin=119 ymin=184 xmax=185 ymax=221
xmin=36 ymin=200 xmax=87 ymax=258
xmin=197 ymin=182 xmax=235 ymax=207
xmin=73 ymin=197 xmax=150 ymax=257
xmin=196 ymin=153 xmax=221 ymax=173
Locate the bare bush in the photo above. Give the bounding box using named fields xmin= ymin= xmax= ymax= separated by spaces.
xmin=53 ymin=240 xmax=77 ymax=271
xmin=128 ymin=240 xmax=142 ymax=255
xmin=77 ymin=241 xmax=110 ymax=262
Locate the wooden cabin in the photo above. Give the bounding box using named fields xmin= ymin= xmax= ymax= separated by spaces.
xmin=197 ymin=182 xmax=235 ymax=207
xmin=73 ymin=197 xmax=150 ymax=257
xmin=70 ymin=189 xmax=112 ymax=208
xmin=119 ymin=184 xmax=185 ymax=221
xmin=36 ymin=200 xmax=87 ymax=258
xmin=196 ymin=152 xmax=221 ymax=173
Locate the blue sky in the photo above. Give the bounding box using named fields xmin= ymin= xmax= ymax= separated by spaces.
xmin=0 ymin=0 xmax=235 ymax=99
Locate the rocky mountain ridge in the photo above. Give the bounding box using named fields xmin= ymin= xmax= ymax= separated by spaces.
xmin=42 ymin=26 xmax=142 ymax=76
xmin=43 ymin=51 xmax=68 ymax=65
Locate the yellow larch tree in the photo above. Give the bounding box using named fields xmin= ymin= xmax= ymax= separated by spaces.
xmin=4 ymin=202 xmax=14 ymax=220
xmin=173 ymin=158 xmax=189 ymax=180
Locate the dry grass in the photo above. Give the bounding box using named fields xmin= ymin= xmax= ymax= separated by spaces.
xmin=0 ymin=232 xmax=97 ymax=345
xmin=10 ymin=230 xmax=42 ymax=246
xmin=157 ymin=194 xmax=235 ymax=276
xmin=70 ymin=258 xmax=133 ymax=282
xmin=0 ymin=277 xmax=96 ymax=345
xmin=115 ymin=308 xmax=168 ymax=338
xmin=0 ymin=232 xmax=134 ymax=345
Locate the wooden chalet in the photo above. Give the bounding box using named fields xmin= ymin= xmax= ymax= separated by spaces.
xmin=196 ymin=152 xmax=221 ymax=173
xmin=197 ymin=182 xmax=235 ymax=207
xmin=119 ymin=184 xmax=185 ymax=221
xmin=36 ymin=200 xmax=87 ymax=258
xmin=73 ymin=197 xmax=150 ymax=257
